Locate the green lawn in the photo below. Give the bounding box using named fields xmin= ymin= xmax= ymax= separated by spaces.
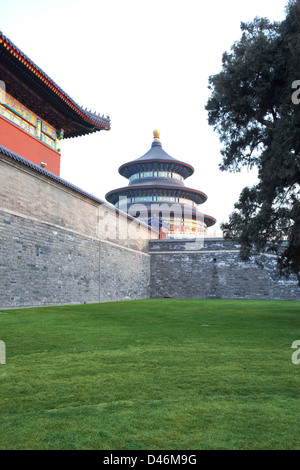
xmin=0 ymin=299 xmax=299 ymax=450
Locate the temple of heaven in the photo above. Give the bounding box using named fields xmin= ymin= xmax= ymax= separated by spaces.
xmin=105 ymin=130 xmax=216 ymax=238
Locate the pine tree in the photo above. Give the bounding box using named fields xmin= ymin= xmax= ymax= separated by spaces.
xmin=206 ymin=0 xmax=300 ymax=284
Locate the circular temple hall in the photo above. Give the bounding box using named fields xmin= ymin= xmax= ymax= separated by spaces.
xmin=105 ymin=130 xmax=216 ymax=238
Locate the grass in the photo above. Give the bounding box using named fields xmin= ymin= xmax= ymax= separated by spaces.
xmin=0 ymin=298 xmax=299 ymax=450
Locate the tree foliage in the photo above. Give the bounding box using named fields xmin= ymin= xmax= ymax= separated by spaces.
xmin=206 ymin=0 xmax=300 ymax=284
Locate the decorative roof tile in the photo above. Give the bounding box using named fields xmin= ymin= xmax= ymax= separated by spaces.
xmin=0 ymin=31 xmax=110 ymax=137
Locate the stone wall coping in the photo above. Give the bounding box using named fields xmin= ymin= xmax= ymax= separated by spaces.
xmin=0 ymin=145 xmax=158 ymax=235
xmin=149 ymin=237 xmax=226 ymax=243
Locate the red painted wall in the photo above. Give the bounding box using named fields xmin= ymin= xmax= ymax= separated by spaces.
xmin=0 ymin=115 xmax=61 ymax=175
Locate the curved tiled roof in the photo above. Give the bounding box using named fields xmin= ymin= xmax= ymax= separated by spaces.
xmin=119 ymin=140 xmax=194 ymax=179
xmin=203 ymin=214 xmax=217 ymax=228
xmin=0 ymin=31 xmax=110 ymax=137
xmin=136 ymin=141 xmax=180 ymax=162
xmin=105 ymin=184 xmax=208 ymax=205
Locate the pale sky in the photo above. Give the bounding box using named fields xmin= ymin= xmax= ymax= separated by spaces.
xmin=1 ymin=0 xmax=288 ymax=234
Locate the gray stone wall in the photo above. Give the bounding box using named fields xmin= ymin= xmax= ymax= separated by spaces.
xmin=100 ymin=241 xmax=150 ymax=302
xmin=0 ymin=210 xmax=151 ymax=307
xmin=0 ymin=210 xmax=99 ymax=307
xmin=1 ymin=152 xmax=299 ymax=307
xmin=150 ymin=239 xmax=300 ymax=301
xmin=0 ymin=152 xmax=154 ymax=308
xmin=0 ymin=153 xmax=157 ymax=251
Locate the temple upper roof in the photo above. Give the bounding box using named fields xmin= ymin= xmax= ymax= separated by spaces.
xmin=119 ymin=130 xmax=194 ymax=179
xmin=136 ymin=133 xmax=178 ymax=162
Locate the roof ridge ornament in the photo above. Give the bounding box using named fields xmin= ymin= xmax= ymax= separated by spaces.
xmin=152 ymin=129 xmax=162 ymax=148
xmin=153 ymin=129 xmax=160 ymax=141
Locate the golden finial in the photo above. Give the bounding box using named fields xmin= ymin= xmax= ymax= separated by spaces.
xmin=153 ymin=129 xmax=160 ymax=141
